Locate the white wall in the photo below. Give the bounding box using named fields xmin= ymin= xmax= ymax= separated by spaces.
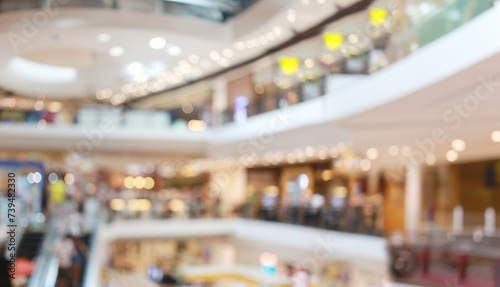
xmin=99 ymin=218 xmax=388 ymax=276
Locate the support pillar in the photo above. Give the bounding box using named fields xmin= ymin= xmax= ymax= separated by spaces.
xmin=405 ymin=163 xmax=422 ymax=234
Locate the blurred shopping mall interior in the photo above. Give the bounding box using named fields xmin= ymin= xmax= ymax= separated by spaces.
xmin=0 ymin=0 xmax=500 ymax=286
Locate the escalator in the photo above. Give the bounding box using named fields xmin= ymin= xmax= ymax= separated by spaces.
xmin=14 ymin=230 xmax=45 ymax=283
xmin=17 ymin=232 xmax=44 ymax=261
xmin=27 ymin=211 xmax=100 ymax=287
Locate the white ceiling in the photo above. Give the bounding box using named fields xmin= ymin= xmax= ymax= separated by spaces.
xmin=0 ymin=0 xmax=347 ymax=100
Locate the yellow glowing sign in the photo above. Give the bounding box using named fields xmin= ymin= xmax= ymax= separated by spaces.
xmin=324 ymin=33 xmax=343 ymax=51
xmin=369 ymin=8 xmax=388 ymax=27
xmin=279 ymin=57 xmax=300 ymax=76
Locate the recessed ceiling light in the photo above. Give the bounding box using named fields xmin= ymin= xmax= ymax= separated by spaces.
xmin=218 ymin=57 xmax=230 ymax=67
xmin=109 ymin=46 xmax=124 ymax=57
xmin=273 ymin=26 xmax=283 ymax=36
xmin=223 ymin=49 xmax=233 ymax=58
xmin=96 ymin=33 xmax=111 ymax=42
xmin=446 ymin=150 xmax=458 ymax=162
xmin=126 ymin=62 xmax=143 ymax=74
xmin=234 ymin=41 xmax=245 ymax=51
xmin=110 ymin=93 xmax=126 ymax=105
xmin=366 ymin=148 xmax=378 ymax=160
xmin=287 ymin=9 xmax=297 ymax=23
xmin=304 ymin=58 xmax=314 ymax=68
xmin=149 ymin=37 xmax=166 ymax=49
xmin=188 ymin=55 xmax=199 ymax=64
xmin=210 ymin=51 xmax=220 ymax=61
xmin=451 ymin=139 xmax=466 ymax=152
xmin=166 ymin=45 xmax=182 ymax=56
xmin=491 ymin=131 xmax=500 ymax=142
xmin=425 ymin=154 xmax=436 ymax=165
xmin=389 ymin=145 xmax=399 ymax=156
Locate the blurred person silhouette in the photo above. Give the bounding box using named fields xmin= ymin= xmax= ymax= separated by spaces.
xmin=261 ymin=187 xmax=278 ymax=221
xmin=286 ymin=181 xmax=300 ymax=224
xmin=66 ymin=208 xmax=83 ymax=238
xmin=54 ymin=234 xmax=75 ymax=287
xmin=213 ymin=193 xmax=221 ymax=218
xmin=69 ymin=234 xmax=89 ymax=287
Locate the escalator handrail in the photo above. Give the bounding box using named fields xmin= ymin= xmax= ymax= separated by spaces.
xmin=27 ymin=218 xmax=63 ymax=287
xmin=82 ymin=217 xmax=100 ymax=287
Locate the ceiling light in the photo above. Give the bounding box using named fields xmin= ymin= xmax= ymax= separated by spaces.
xmin=360 ymin=159 xmax=371 ymax=171
xmin=124 ymin=176 xmax=135 ymax=189
xmin=188 ymin=55 xmax=199 ymax=63
xmin=110 ymin=199 xmax=125 ymax=211
xmin=48 ymin=173 xmax=58 ymax=184
xmin=218 ymin=57 xmax=230 ymax=67
xmin=34 ymin=100 xmax=44 ymax=110
xmin=33 ymin=172 xmax=42 ymax=184
xmin=101 ymin=89 xmax=113 ymax=99
xmin=344 ymin=156 xmax=354 ymax=169
xmin=348 ymin=34 xmax=359 ymax=43
xmin=329 ymin=147 xmax=339 ymax=157
xmin=446 ymin=150 xmax=458 ymax=162
xmin=302 ymin=0 xmax=310 ymax=6
xmin=166 ymin=45 xmax=182 ymax=56
xmin=134 ymin=176 xmax=146 ymax=189
xmin=122 ymin=84 xmax=134 ymax=94
xmin=451 ymin=139 xmax=466 ymax=152
xmin=425 ymin=154 xmax=436 ymax=165
xmin=149 ymin=37 xmax=166 ymax=49
xmin=389 ymin=145 xmax=399 ymax=156
xmin=188 ymin=120 xmax=207 ymax=132
xmin=48 ymin=101 xmax=62 ymax=113
xmin=27 ymin=173 xmax=34 ymax=184
xmin=304 ymin=58 xmax=314 ymax=68
xmin=182 ymin=103 xmax=194 ymax=114
xmin=223 ymin=49 xmax=233 ymax=58
xmin=273 ymin=26 xmax=283 ymax=36
xmin=266 ymin=32 xmax=275 ymax=41
xmin=210 ymin=51 xmax=220 ymax=61
xmin=37 ymin=119 xmax=46 ymax=130
xmin=234 ymin=41 xmax=246 ymax=50
xmin=491 ymin=131 xmax=500 ymax=142
xmin=64 ymin=173 xmax=75 ymax=185
xmin=110 ymin=93 xmax=126 ymax=105
xmin=126 ymin=62 xmax=143 ymax=74
xmin=287 ymin=10 xmax=297 ymax=22
xmin=144 ymin=177 xmax=155 ymax=190
xmin=96 ymin=33 xmax=111 ymax=42
xmin=366 ymin=148 xmax=378 ymax=160
xmin=109 ymin=46 xmax=124 ymax=57
xmin=254 ymin=84 xmax=264 ymax=94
